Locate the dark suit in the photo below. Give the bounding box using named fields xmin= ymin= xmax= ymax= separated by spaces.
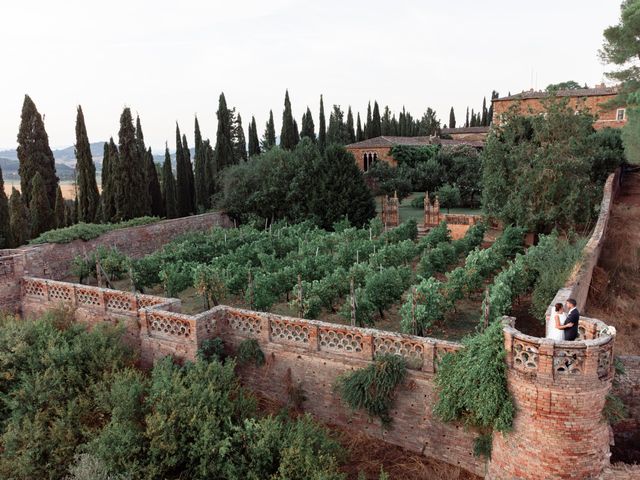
xmin=564 ymin=308 xmax=580 ymax=341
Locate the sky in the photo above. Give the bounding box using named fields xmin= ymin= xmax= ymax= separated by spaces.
xmin=0 ymin=0 xmax=623 ymax=151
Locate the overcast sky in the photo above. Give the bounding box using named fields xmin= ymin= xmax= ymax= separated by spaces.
xmin=0 ymin=0 xmax=623 ymax=151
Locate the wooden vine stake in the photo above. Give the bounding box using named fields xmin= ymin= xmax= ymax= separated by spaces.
xmin=248 ymin=270 xmax=255 ymax=310
xmin=411 ymin=287 xmax=418 ymax=336
xmin=297 ymin=274 xmax=304 ymax=318
xmin=96 ymin=257 xmax=102 ymax=288
xmin=483 ymin=287 xmax=490 ymax=331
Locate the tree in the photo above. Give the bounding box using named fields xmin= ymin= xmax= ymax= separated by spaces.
xmin=312 ymin=145 xmax=376 ymax=228
xmin=247 ymin=116 xmax=261 ymax=156
xmin=370 ymin=101 xmax=382 ymax=137
xmin=280 ymin=90 xmax=297 ymax=150
xmin=214 ymin=92 xmax=235 ymax=170
xmin=465 ymin=107 xmax=470 ymax=128
xmin=232 ymin=112 xmax=248 ymax=162
xmin=346 ymin=107 xmax=356 ymax=144
xmin=418 ymin=108 xmax=440 ymax=135
xmin=54 ymin=185 xmax=65 ymax=228
xmin=146 ymin=147 xmax=164 ymax=217
xmin=449 ymin=107 xmax=456 ymax=129
xmin=327 ymin=105 xmax=351 ymax=145
xmin=262 ymin=110 xmax=276 ymax=150
xmin=162 ymin=145 xmax=178 ymax=219
xmin=300 ymin=107 xmax=315 ymax=141
xmin=74 ymin=106 xmax=100 ymax=223
xmin=29 ymin=172 xmax=53 ymax=237
xmin=17 ymin=95 xmax=59 ymax=209
xmin=437 ymin=184 xmax=461 ymax=213
xmin=481 ymin=97 xmax=488 ymax=126
xmin=101 ymin=139 xmax=118 ymax=222
xmin=204 ymin=139 xmax=216 ymax=203
xmin=175 ymin=125 xmax=189 ymax=216
xmin=318 ymin=95 xmax=327 ymax=151
xmin=365 ymin=102 xmax=373 ymax=139
xmin=194 ymin=117 xmax=208 ymax=211
xmin=488 ymin=91 xmax=499 ymax=125
xmin=114 ymin=108 xmax=147 ymax=221
xmin=356 ymin=113 xmax=364 ymax=141
xmin=9 ymin=188 xmax=29 ymax=247
xmin=545 ymin=80 xmax=584 ymax=92
xmin=0 ymin=168 xmax=11 ymax=248
xmin=134 ymin=116 xmax=152 ymax=216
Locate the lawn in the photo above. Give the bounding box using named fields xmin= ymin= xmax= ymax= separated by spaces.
xmin=375 ymin=192 xmax=482 ymax=225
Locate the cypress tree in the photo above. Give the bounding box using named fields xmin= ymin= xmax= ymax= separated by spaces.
xmin=0 ymin=168 xmax=11 ymax=248
xmin=146 ymin=147 xmax=164 ymax=216
xmin=356 ymin=113 xmax=364 ymax=142
xmin=481 ymin=97 xmax=488 ymax=126
xmin=232 ymin=112 xmax=248 ymax=162
xmin=9 ymin=188 xmax=29 ymax=247
xmin=370 ymin=102 xmax=382 ymax=137
xmin=280 ymin=90 xmax=297 ymax=150
xmin=17 ymin=95 xmax=59 ymax=209
xmin=488 ymin=90 xmax=499 ymax=125
xmin=194 ymin=117 xmax=208 ymax=210
xmin=262 ymin=110 xmax=276 ymax=150
xmin=248 ymin=116 xmax=261 ymax=156
xmin=449 ymin=107 xmax=456 ymax=129
xmin=213 ymin=92 xmax=235 ymax=171
xmin=204 ymin=139 xmax=216 ymax=204
xmin=465 ymin=107 xmax=470 ymax=128
xmin=134 ymin=116 xmax=152 ymax=216
xmin=113 ymin=107 xmax=146 ymax=220
xmin=365 ymin=102 xmax=372 ymax=139
xmin=346 ymin=107 xmax=356 ymax=144
xmin=293 ymin=119 xmax=300 ymax=145
xmin=74 ymin=106 xmax=100 ymax=223
xmin=101 ymin=139 xmax=118 ymax=223
xmin=162 ymin=145 xmax=178 ymax=219
xmin=184 ymin=134 xmax=196 ymax=213
xmin=300 ymin=107 xmax=315 ymax=141
xmin=175 ymin=125 xmax=192 ymax=216
xmin=318 ymin=95 xmax=327 ymax=152
xmin=54 ymin=185 xmax=65 ymax=228
xmin=29 ymin=172 xmax=52 ymax=237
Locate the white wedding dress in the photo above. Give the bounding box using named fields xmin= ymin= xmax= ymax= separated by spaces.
xmin=547 ymin=311 xmax=566 ymax=341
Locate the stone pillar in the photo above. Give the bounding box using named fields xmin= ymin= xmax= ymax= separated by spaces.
xmin=487 ymin=327 xmax=615 ymax=480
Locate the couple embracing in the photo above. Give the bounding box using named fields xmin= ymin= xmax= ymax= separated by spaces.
xmin=547 ymin=298 xmax=580 ymax=341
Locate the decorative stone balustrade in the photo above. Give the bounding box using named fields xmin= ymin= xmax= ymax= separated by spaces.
xmin=503 ymin=316 xmax=615 ymax=384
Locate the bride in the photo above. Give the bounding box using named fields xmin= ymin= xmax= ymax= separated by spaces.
xmin=547 ymin=303 xmax=566 ymax=341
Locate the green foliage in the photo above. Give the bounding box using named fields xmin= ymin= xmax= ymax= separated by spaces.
xmin=214 ymin=92 xmax=236 ymax=171
xmin=29 ymin=171 xmax=53 ymax=237
xmin=436 ymin=184 xmax=461 ymax=212
xmin=236 ymin=339 xmax=266 ymax=367
xmin=400 ymin=277 xmax=446 ymax=335
xmin=9 ymin=188 xmax=29 ymax=247
xmin=545 ymin=80 xmax=584 ymax=92
xmin=417 ymin=221 xmax=451 ymax=251
xmin=161 ymin=146 xmax=178 ymax=219
xmin=197 ymin=338 xmax=225 ymax=363
xmin=30 ymin=217 xmax=159 ymax=244
xmin=75 ymin=106 xmax=101 ymax=223
xmin=364 ymin=161 xmax=412 ymax=201
xmin=193 ymin=264 xmax=227 ymax=308
xmin=473 ymin=433 xmax=493 ymax=459
xmin=159 ymin=261 xmax=196 ymax=297
xmin=381 ymin=219 xmax=418 ymax=243
xmin=280 ymin=90 xmax=298 ymax=150
xmin=434 ymin=320 xmax=514 ymax=432
xmin=364 ymin=267 xmax=412 ymax=319
xmin=0 ymin=167 xmax=11 ymax=248
xmin=336 ymin=354 xmax=407 ymax=426
xmin=603 ymin=393 xmax=628 ymax=425
xmin=72 ymin=246 xmax=129 ymax=283
xmin=482 ymin=100 xmax=624 ymax=233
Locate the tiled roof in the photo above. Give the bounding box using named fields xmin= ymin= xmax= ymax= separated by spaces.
xmin=345 ymin=136 xmax=434 ymax=149
xmin=440 ymin=126 xmax=490 ymax=134
xmin=494 ymin=86 xmax=619 ymax=102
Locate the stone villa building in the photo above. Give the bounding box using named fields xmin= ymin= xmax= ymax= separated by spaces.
xmin=345 ymin=135 xmax=483 ymax=172
xmin=440 ymin=126 xmax=490 ymax=142
xmin=491 ymin=84 xmax=627 ymax=130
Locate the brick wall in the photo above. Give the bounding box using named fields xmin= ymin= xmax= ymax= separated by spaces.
xmin=346 ymin=146 xmax=396 ymax=170
xmin=7 ymin=212 xmax=232 ymax=281
xmin=613 ymin=356 xmax=640 ymax=449
xmin=492 ymin=95 xmax=627 ymax=130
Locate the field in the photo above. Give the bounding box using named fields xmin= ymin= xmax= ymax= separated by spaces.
xmin=4 ymin=180 xmax=89 ymax=200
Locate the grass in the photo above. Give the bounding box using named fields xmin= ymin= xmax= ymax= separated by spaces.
xmin=376 ymin=193 xmax=481 ymax=225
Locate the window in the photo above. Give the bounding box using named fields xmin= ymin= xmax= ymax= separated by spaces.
xmin=617 ymin=108 xmax=626 ymax=121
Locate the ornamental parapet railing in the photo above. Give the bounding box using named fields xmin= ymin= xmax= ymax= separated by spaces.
xmin=217 ymin=306 xmax=462 ymax=373
xmin=503 ymin=316 xmax=615 ymax=384
xmin=22 ymin=276 xmax=173 ymax=316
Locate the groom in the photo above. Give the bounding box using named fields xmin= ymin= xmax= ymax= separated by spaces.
xmin=558 ymin=298 xmax=580 ymax=341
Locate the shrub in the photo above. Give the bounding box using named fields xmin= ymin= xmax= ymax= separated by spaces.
xmin=417 ymin=221 xmax=451 ymax=251
xmin=72 ymin=246 xmax=129 ymax=283
xmin=336 ymin=354 xmax=407 ymax=426
xmin=30 ymin=217 xmax=159 ymax=244
xmin=236 ymin=339 xmax=266 ymax=367
xmin=433 ymin=320 xmax=514 ymax=433
xmin=197 ymin=338 xmax=225 ymax=363
xmin=400 ymin=277 xmax=446 ymax=335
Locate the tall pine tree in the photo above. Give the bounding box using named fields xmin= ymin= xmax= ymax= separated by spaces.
xmin=300 ymin=107 xmax=315 ymax=141
xmin=74 ymin=106 xmax=100 ymax=223
xmin=262 ymin=110 xmax=276 ymax=150
xmin=9 ymin=188 xmax=28 ymax=247
xmin=17 ymin=95 xmax=59 ymax=209
xmin=356 ymin=113 xmax=364 ymax=141
xmin=213 ymin=92 xmax=235 ymax=171
xmin=146 ymin=147 xmax=164 ymax=217
xmin=232 ymin=112 xmax=248 ymax=162
xmin=194 ymin=116 xmax=208 ymax=210
xmin=248 ymin=116 xmax=261 ymax=156
xmin=29 ymin=172 xmax=53 ymax=237
xmin=280 ymin=90 xmax=297 ymax=150
xmin=0 ymin=167 xmax=11 ymax=248
xmin=318 ymin=95 xmax=327 ymax=152
xmin=162 ymin=145 xmax=178 ymax=219
xmin=449 ymin=107 xmax=456 ymax=129
xmin=370 ymin=102 xmax=382 ymax=138
xmin=346 ymin=107 xmax=356 ymax=144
